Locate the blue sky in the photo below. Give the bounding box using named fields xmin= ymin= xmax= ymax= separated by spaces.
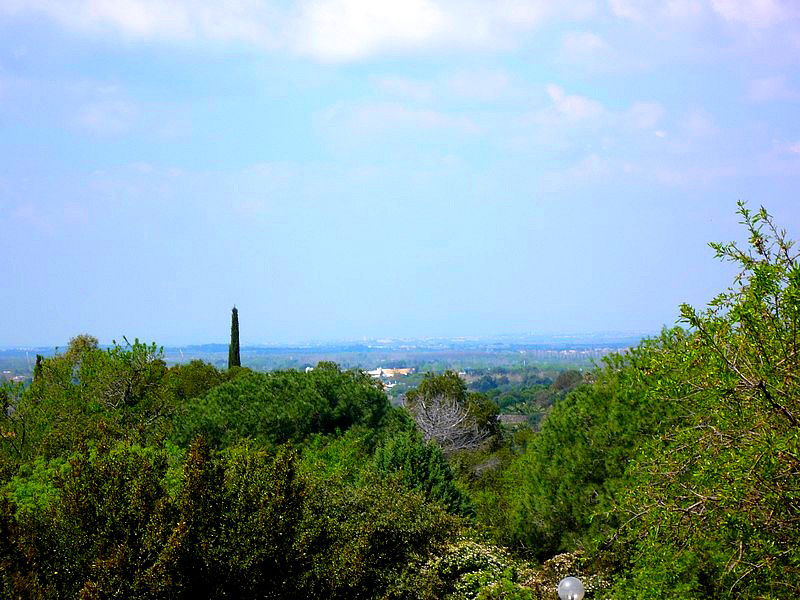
xmin=1 ymin=0 xmax=799 ymax=346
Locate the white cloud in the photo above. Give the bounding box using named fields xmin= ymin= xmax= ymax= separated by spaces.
xmin=291 ymin=0 xmax=597 ymax=60
xmin=545 ymin=84 xmax=604 ymax=120
xmin=787 ymin=141 xmax=800 ymax=154
xmin=517 ymin=85 xmax=675 ymax=159
xmin=1 ymin=0 xmax=599 ymax=62
xmin=527 ymin=85 xmax=664 ymax=132
xmin=297 ymin=0 xmax=447 ymax=62
xmin=4 ymin=0 xmax=796 ymax=64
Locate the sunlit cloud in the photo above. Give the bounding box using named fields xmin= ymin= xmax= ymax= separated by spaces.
xmin=295 ymin=0 xmax=447 ymax=62
xmin=0 ymin=0 xmax=596 ymax=62
xmin=2 ymin=0 xmax=798 ymax=63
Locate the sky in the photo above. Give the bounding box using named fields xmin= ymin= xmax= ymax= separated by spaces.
xmin=1 ymin=0 xmax=799 ymax=346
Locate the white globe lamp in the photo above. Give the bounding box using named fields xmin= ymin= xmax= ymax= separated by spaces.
xmin=557 ymin=576 xmax=585 ymax=600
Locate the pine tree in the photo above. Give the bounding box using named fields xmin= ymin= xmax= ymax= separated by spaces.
xmin=228 ymin=306 xmax=241 ymax=369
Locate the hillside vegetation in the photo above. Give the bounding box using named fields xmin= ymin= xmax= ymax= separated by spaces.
xmin=1 ymin=203 xmax=797 ymax=599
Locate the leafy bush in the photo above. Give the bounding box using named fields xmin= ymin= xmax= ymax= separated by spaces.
xmin=374 ymin=429 xmax=473 ymax=516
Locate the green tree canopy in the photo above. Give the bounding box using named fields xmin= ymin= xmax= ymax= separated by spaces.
xmin=173 ymin=364 xmax=389 ymax=449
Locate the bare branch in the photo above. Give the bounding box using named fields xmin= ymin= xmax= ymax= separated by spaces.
xmin=406 ymin=394 xmax=490 ymax=454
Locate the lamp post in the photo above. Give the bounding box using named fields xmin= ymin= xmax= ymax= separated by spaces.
xmin=557 ymin=576 xmax=585 ymax=600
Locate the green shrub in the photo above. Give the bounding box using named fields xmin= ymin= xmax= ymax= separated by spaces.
xmin=374 ymin=430 xmax=473 ymax=516
xmin=418 ymin=538 xmax=531 ymax=600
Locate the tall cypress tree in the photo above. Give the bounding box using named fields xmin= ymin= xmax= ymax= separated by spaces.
xmin=33 ymin=354 xmax=44 ymax=381
xmin=228 ymin=306 xmax=241 ymax=369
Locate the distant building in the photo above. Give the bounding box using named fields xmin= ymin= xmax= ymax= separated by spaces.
xmin=498 ymin=414 xmax=529 ymax=427
xmin=1 ymin=371 xmax=26 ymax=383
xmin=366 ymin=367 xmax=415 ymax=379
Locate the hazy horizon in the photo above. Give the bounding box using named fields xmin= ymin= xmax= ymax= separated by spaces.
xmin=2 ymin=1 xmax=799 ymax=346
xmin=1 ymin=328 xmax=655 ymax=350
